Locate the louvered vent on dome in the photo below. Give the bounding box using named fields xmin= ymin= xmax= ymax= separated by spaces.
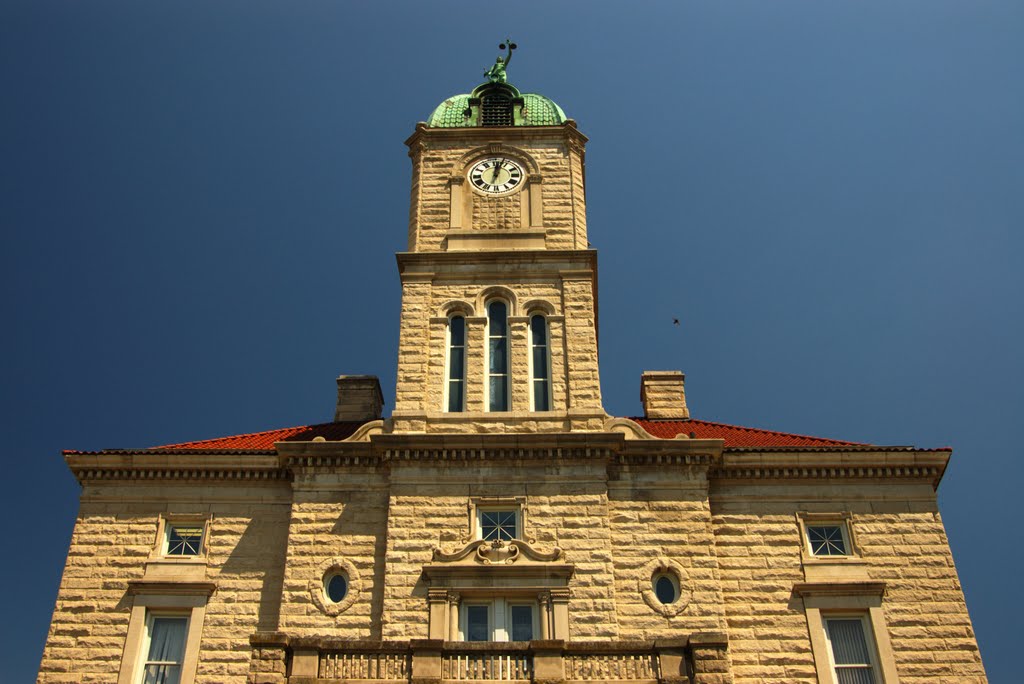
xmin=481 ymin=92 xmax=513 ymax=126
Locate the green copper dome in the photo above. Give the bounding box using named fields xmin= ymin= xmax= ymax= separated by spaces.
xmin=427 ymin=84 xmax=567 ymax=128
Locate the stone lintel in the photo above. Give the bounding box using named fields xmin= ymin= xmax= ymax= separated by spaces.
xmin=396 ymin=248 xmax=596 ymax=272
xmin=126 ymin=580 xmax=217 ymax=597
xmin=792 ymin=581 xmax=887 ymax=599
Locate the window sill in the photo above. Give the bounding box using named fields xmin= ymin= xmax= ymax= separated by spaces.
xmin=142 ymin=557 xmax=208 ymax=583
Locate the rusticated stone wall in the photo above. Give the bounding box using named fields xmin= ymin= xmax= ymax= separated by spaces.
xmin=407 ymin=129 xmax=586 ymax=252
xmin=37 ymin=480 xmax=291 ymax=684
xmin=709 ymin=479 xmax=986 ymax=683
xmin=277 ymin=467 xmax=390 ymax=638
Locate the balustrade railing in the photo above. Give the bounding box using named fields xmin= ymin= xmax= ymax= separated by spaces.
xmin=319 ymin=650 xmax=410 ymax=680
xmin=565 ymin=651 xmax=658 ymax=680
xmin=442 ymin=651 xmax=532 ymax=680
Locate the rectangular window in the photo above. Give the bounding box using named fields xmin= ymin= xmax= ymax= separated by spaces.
xmin=509 ymin=605 xmax=534 ymax=641
xmin=141 ymin=614 xmax=188 ymax=684
xmin=825 ymin=617 xmax=878 ymax=684
xmin=461 ymin=599 xmax=535 ymax=642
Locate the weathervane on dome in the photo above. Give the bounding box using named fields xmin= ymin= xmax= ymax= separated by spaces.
xmin=483 ymin=39 xmax=517 ymax=84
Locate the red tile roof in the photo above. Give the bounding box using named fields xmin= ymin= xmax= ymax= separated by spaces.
xmin=149 ymin=421 xmax=366 ymax=451
xmin=633 ymin=418 xmax=864 ymax=448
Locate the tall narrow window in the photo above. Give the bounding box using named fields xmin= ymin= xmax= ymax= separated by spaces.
xmin=446 ymin=316 xmax=466 ymax=412
xmin=825 ymin=617 xmax=879 ymax=684
xmin=141 ymin=614 xmax=187 ymax=684
xmin=487 ymin=301 xmax=509 ymax=411
xmin=529 ymin=315 xmax=551 ymax=411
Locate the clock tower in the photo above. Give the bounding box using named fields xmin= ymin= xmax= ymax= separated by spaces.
xmin=392 ymin=43 xmax=604 ymax=433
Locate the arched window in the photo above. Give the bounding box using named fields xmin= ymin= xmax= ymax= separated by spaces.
xmin=529 ymin=315 xmax=551 ymax=411
xmin=446 ymin=316 xmax=466 ymax=412
xmin=486 ymin=301 xmax=510 ymax=411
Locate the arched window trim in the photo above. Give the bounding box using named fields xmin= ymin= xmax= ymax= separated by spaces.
xmin=485 ymin=299 xmax=511 ymax=412
xmin=528 ymin=314 xmax=553 ymax=412
xmin=444 ymin=314 xmax=467 ymax=413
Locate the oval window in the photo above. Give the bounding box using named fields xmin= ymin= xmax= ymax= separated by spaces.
xmin=654 ymin=574 xmax=677 ymax=605
xmin=325 ymin=573 xmax=348 ymax=603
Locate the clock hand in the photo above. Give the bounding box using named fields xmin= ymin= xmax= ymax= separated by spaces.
xmin=492 ymin=159 xmax=502 ymax=183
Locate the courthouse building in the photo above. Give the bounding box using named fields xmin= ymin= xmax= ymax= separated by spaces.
xmin=39 ymin=52 xmax=986 ymax=684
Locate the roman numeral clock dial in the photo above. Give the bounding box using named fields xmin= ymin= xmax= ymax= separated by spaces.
xmin=468 ymin=157 xmax=524 ymax=195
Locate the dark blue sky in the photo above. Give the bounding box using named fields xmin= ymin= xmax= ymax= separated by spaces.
xmin=3 ymin=1 xmax=1021 ymax=681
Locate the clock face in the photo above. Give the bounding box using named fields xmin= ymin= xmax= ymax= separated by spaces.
xmin=468 ymin=157 xmax=524 ymax=195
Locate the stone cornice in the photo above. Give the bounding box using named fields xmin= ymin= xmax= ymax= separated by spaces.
xmin=396 ymin=249 xmax=597 ymax=275
xmin=65 ymin=452 xmax=289 ymax=484
xmin=713 ymin=449 xmax=949 ymax=486
xmin=404 ymin=121 xmax=588 ymax=151
xmin=66 ymin=433 xmax=951 ymax=487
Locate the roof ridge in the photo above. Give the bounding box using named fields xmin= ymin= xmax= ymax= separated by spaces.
xmin=630 ymin=416 xmax=863 ymax=446
xmin=688 ymin=418 xmax=864 ymax=445
xmin=150 ymin=423 xmax=312 ymax=449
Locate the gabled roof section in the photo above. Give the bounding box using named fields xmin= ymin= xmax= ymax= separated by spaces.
xmin=152 ymin=421 xmax=366 ymax=450
xmin=65 ymin=418 xmax=864 ymax=456
xmin=62 ymin=421 xmax=367 ymax=455
xmin=633 ymin=418 xmax=865 ymax=448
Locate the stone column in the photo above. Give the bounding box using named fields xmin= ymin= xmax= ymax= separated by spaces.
xmin=464 ymin=316 xmax=487 ymax=412
xmin=549 ymin=589 xmax=570 ymax=641
xmin=527 ymin=175 xmax=544 ymax=228
xmin=427 ymin=589 xmax=449 ymax=641
xmin=537 ymin=591 xmax=552 ymax=640
xmin=508 ymin=316 xmax=529 ymax=411
xmin=447 ymin=592 xmax=461 ymax=641
xmin=546 ymin=315 xmax=566 ymax=411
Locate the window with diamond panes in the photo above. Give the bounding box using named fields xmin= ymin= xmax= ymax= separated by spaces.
xmin=165 ymin=523 xmax=203 ymax=557
xmin=807 ymin=524 xmax=849 ymax=557
xmin=479 ymin=510 xmax=518 ymax=541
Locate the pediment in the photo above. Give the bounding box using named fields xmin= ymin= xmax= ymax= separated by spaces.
xmin=432 ymin=538 xmax=563 ymax=566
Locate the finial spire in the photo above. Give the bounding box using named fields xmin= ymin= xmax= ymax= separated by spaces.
xmin=483 ymin=38 xmax=517 ymax=84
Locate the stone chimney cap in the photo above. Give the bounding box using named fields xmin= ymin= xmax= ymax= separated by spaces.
xmin=334 ymin=375 xmax=384 ymax=423
xmin=640 ymin=370 xmax=690 ymax=420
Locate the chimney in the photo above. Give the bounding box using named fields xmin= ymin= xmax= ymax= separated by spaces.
xmin=640 ymin=370 xmax=690 ymax=420
xmin=334 ymin=375 xmax=384 ymax=422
